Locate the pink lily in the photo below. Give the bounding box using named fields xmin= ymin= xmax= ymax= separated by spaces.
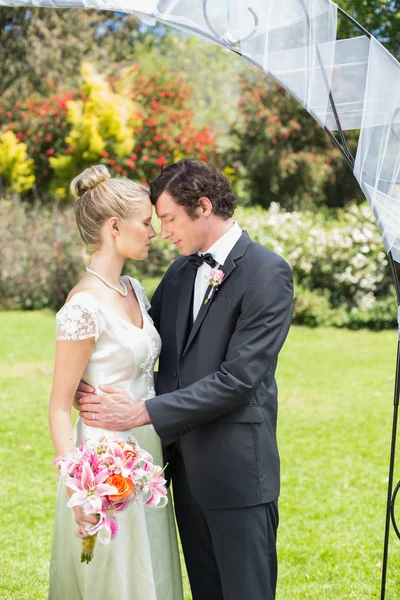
xmin=66 ymin=461 xmax=117 ymax=513
xmin=54 ymin=450 xmax=83 ymax=479
xmin=84 ymin=512 xmax=119 ymax=544
xmin=100 ymin=441 xmax=138 ymax=477
xmin=112 ymin=500 xmax=131 ymax=513
xmin=145 ymin=467 xmax=168 ymax=508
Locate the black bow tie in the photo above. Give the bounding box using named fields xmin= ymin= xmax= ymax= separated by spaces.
xmin=188 ymin=253 xmax=217 ymax=269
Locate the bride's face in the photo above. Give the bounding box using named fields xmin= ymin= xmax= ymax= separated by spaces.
xmin=108 ymin=197 xmax=156 ymax=260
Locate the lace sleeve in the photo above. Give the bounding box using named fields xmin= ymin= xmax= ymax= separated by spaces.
xmin=56 ymin=302 xmax=99 ymax=341
xmin=131 ymin=278 xmax=151 ymax=312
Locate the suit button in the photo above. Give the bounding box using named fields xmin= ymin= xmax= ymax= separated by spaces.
xmin=173 ymin=371 xmax=177 ymax=378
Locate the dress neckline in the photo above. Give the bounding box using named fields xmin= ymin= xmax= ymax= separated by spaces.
xmin=66 ymin=278 xmax=146 ymax=331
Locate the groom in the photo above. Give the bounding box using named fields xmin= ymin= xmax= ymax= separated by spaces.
xmin=77 ymin=159 xmax=293 ymax=599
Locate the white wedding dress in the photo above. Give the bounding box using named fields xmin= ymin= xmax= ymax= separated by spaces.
xmin=49 ymin=278 xmax=183 ymax=600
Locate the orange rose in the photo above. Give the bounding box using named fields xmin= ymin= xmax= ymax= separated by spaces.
xmin=106 ymin=474 xmax=135 ymax=502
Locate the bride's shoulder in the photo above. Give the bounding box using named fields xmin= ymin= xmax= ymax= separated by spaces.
xmin=65 ymin=281 xmax=100 ymax=304
xmin=124 ymin=276 xmax=151 ymax=310
xmin=58 ymin=286 xmax=100 ymax=320
xmin=57 ymin=286 xmax=101 ymax=341
xmin=123 ymin=275 xmax=143 ymax=293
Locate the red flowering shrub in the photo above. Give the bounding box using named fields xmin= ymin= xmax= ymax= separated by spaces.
xmin=0 ymin=88 xmax=78 ymax=195
xmin=1 ymin=66 xmax=219 ymax=197
xmin=107 ymin=68 xmax=218 ymax=185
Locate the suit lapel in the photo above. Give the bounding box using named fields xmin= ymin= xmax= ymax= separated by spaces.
xmin=176 ymin=261 xmax=196 ymax=360
xmin=182 ymin=231 xmax=251 ymax=358
xmin=184 ymin=281 xmax=215 ymax=353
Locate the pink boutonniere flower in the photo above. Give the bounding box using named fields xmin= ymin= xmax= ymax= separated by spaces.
xmin=204 ymin=269 xmax=225 ymax=304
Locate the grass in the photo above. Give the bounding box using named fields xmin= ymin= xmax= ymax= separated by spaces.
xmin=1 ymin=311 xmax=400 ymax=599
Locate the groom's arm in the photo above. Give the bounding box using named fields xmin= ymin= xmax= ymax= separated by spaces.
xmin=146 ymin=256 xmax=293 ymax=446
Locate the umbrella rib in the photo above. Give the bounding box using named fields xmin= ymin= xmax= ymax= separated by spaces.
xmin=336 ymin=6 xmax=373 ymax=40
xmin=297 ymin=0 xmax=354 ymax=167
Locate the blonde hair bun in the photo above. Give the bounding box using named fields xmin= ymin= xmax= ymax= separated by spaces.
xmin=71 ymin=166 xmax=150 ymax=254
xmin=70 ymin=164 xmax=111 ymax=198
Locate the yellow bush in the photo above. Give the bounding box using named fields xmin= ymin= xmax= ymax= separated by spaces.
xmin=0 ymin=131 xmax=35 ymax=194
xmin=51 ymin=63 xmax=139 ymax=198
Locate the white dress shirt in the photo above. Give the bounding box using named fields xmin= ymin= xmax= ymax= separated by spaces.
xmin=192 ymin=221 xmax=242 ymax=321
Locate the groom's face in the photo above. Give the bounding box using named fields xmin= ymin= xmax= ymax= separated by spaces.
xmin=155 ymin=191 xmax=209 ymax=256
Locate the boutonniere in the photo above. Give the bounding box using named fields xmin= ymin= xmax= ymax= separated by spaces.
xmin=204 ymin=269 xmax=225 ymax=304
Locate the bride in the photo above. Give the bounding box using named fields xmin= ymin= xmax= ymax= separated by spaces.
xmin=48 ymin=165 xmax=183 ymax=600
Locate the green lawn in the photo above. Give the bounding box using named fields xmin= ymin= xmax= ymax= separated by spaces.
xmin=1 ymin=311 xmax=400 ymax=599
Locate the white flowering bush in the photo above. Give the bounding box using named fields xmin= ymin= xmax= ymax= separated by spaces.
xmin=236 ymin=203 xmax=397 ymax=329
xmin=0 ymin=200 xmax=397 ymax=328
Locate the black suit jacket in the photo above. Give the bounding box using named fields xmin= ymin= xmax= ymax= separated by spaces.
xmin=146 ymin=231 xmax=293 ymax=510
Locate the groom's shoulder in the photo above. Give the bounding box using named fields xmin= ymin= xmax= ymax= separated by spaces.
xmin=245 ymin=237 xmax=291 ymax=272
xmin=163 ymin=255 xmax=188 ymax=280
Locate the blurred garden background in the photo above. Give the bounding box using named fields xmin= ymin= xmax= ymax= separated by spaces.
xmin=1 ymin=1 xmax=400 ymax=598
xmin=0 ymin=0 xmax=399 ymax=329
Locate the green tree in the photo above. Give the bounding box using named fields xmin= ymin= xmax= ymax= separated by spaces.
xmin=130 ymin=32 xmax=241 ymax=143
xmin=0 ymin=8 xmax=111 ymax=97
xmin=226 ymin=68 xmax=362 ymax=210
xmin=336 ymin=0 xmax=400 ymax=58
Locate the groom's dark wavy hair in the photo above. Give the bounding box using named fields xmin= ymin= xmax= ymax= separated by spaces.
xmin=149 ymin=158 xmax=237 ymax=220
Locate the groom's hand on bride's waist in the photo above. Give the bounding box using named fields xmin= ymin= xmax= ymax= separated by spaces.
xmin=78 ymin=384 xmax=151 ymax=430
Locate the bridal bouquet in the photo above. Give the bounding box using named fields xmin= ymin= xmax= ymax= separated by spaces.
xmin=54 ymin=435 xmax=168 ymax=563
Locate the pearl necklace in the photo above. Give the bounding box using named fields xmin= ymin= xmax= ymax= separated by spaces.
xmin=85 ymin=266 xmax=128 ymax=297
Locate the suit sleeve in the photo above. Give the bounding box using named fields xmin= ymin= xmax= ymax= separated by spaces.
xmin=146 ymin=256 xmax=294 ymax=445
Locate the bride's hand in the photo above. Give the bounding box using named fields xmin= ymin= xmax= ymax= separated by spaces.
xmin=66 ymin=487 xmax=98 ymax=538
xmin=72 ymin=505 xmax=99 ymax=539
